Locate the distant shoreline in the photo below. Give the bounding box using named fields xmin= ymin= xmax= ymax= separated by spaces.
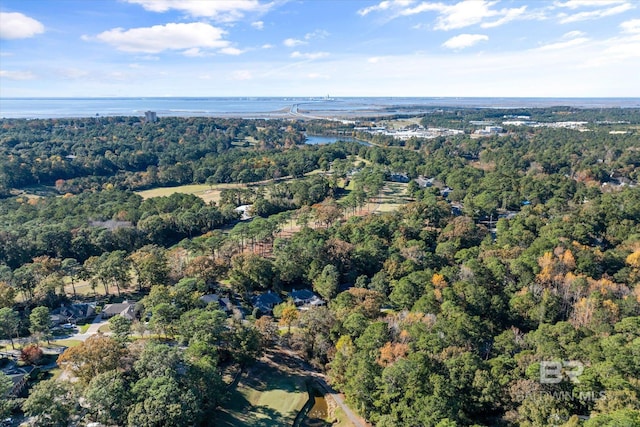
xmin=1 ymin=97 xmax=638 ymax=120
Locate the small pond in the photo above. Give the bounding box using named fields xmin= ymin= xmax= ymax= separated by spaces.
xmin=305 ymin=134 xmax=370 ymax=146
xmin=302 ymin=386 xmax=329 ymax=427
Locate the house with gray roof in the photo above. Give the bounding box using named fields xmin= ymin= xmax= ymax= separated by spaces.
xmin=252 ymin=291 xmax=282 ymax=314
xmin=290 ymin=289 xmax=325 ymax=308
xmin=101 ymin=300 xmax=137 ymax=320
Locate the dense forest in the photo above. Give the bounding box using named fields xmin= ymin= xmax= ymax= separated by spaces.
xmin=1 ymin=109 xmax=639 ymax=426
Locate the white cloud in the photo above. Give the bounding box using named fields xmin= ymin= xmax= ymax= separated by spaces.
xmin=531 ymin=28 xmax=590 ymax=52
xmin=90 ymin=22 xmax=229 ymax=53
xmin=368 ymin=57 xmax=383 ymax=63
xmin=183 ymin=48 xmax=206 ymax=57
xmin=481 ymin=6 xmax=528 ymax=28
xmin=555 ymin=0 xmax=627 ymax=9
xmin=307 ymin=73 xmax=330 ymax=79
xmin=262 ymin=43 xmax=274 ymax=49
xmin=125 ymin=0 xmax=271 ymax=21
xmin=563 ymin=30 xmax=586 ymax=39
xmin=137 ymin=55 xmax=160 ymax=61
xmin=0 ymin=69 xmax=36 ymax=80
xmin=220 ymin=47 xmax=244 ymax=55
xmin=284 ymin=38 xmax=306 ymax=47
xmin=251 ymin=21 xmax=264 ymax=30
xmin=433 ymin=1 xmax=509 ymax=30
xmin=0 ymin=12 xmax=45 ymax=39
xmin=398 ymin=2 xmax=447 ymax=17
xmin=358 ymin=0 xmax=414 ymax=16
xmin=442 ymin=34 xmax=488 ymax=49
xmin=282 ymin=31 xmax=327 ymax=51
xmin=536 ymin=37 xmax=589 ymax=50
xmin=581 ymin=33 xmax=640 ymax=67
xmin=305 ymin=29 xmax=330 ymax=40
xmin=231 ymin=70 xmax=253 ymax=80
xmin=599 ymin=35 xmax=640 ymax=61
xmin=360 ymin=0 xmax=533 ymax=30
xmin=620 ymin=19 xmax=640 ymax=33
xmin=291 ymin=51 xmax=329 ymax=60
xmin=558 ymin=3 xmax=634 ymax=23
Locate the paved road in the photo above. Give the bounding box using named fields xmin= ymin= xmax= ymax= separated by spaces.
xmin=288 ymin=104 xmax=338 ymax=121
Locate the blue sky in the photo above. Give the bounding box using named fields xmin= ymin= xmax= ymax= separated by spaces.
xmin=1 ymin=0 xmax=639 ymax=97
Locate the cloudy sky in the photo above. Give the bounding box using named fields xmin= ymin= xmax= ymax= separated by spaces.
xmin=1 ymin=0 xmax=639 ymax=97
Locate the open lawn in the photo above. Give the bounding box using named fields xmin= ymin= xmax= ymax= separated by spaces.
xmin=374 ymin=182 xmax=411 ymax=213
xmin=332 ymin=407 xmax=357 ymax=427
xmin=216 ymin=350 xmax=309 ymax=427
xmin=49 ymin=339 xmax=82 ymax=348
xmin=378 ymin=117 xmax=423 ymax=130
xmin=136 ymin=183 xmax=245 ymax=204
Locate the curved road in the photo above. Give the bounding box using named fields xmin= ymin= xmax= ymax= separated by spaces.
xmin=288 ymin=104 xmax=340 ymax=122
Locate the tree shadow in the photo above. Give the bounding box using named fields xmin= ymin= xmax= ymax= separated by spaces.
xmin=216 ymin=395 xmax=295 ymax=427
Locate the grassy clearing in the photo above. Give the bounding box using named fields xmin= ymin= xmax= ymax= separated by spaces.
xmin=374 ymin=182 xmax=410 ymax=213
xmin=64 ymin=278 xmax=97 ymax=297
xmin=135 ymin=169 xmax=327 ymax=205
xmin=216 ymin=352 xmax=309 ymax=427
xmin=49 ymin=339 xmax=82 ymax=348
xmin=378 ymin=117 xmax=423 ymax=130
xmin=332 ymin=407 xmax=356 ymax=427
xmin=136 ymin=183 xmax=245 ymax=204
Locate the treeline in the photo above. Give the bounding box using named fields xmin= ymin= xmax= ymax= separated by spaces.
xmin=0 ymin=191 xmax=237 ymax=270
xmin=0 ymin=172 xmax=343 ymax=273
xmin=0 ymin=116 xmax=306 ymax=193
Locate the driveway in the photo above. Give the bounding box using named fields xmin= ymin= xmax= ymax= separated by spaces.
xmin=71 ymin=314 xmax=109 ymax=341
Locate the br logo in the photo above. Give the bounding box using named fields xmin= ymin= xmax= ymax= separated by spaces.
xmin=540 ymin=361 xmax=584 ymax=384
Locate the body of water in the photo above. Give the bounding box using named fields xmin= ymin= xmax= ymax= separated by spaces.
xmin=1 ymin=97 xmax=638 ymax=119
xmin=304 ymin=135 xmax=368 ymax=145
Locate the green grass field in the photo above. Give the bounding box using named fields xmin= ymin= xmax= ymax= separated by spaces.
xmin=136 ymin=183 xmax=246 ymax=204
xmin=49 ymin=339 xmax=83 ymax=348
xmin=135 ymin=169 xmax=326 ymax=205
xmin=216 ymin=353 xmax=309 ymax=427
xmin=374 ymin=182 xmax=410 ymax=213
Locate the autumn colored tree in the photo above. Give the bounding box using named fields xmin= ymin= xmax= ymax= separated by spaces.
xmin=57 ymin=334 xmax=126 ymax=384
xmin=279 ymin=302 xmax=299 ymax=335
xmin=20 ymin=343 xmax=44 ymax=365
